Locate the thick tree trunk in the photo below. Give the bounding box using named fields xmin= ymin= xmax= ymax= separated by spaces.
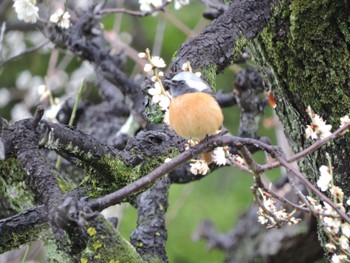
xmin=254 ymin=0 xmax=350 ymax=183
xmin=252 ymin=0 xmax=350 ymax=258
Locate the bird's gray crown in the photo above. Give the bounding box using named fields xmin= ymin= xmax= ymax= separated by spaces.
xmin=167 ymin=72 xmax=211 ymax=98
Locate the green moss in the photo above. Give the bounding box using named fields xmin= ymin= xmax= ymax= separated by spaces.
xmin=144 ymin=104 xmax=164 ymax=124
xmin=83 ymin=151 xmax=172 ymax=199
xmin=0 ymin=158 xmax=35 ymax=214
xmin=41 ymin=228 xmax=73 ymax=263
xmin=255 ymin=0 xmax=350 ymax=126
xmin=233 ymin=36 xmax=248 ymax=61
xmin=81 ymin=215 xmax=144 ymax=263
xmin=0 ymin=223 xmax=47 ymax=254
xmin=200 ymin=65 xmax=217 ymax=91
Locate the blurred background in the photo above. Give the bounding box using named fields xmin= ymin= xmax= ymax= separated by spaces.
xmin=0 ymin=0 xmax=280 ymax=262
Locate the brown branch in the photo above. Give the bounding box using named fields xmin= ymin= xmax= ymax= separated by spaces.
xmin=96 ymin=2 xmax=170 ymax=17
xmin=0 ymin=40 xmax=50 ymax=69
xmin=88 ymin=134 xmax=281 ymax=211
xmin=273 ymin=153 xmax=350 ymax=224
xmin=260 ymin=121 xmax=350 ymax=171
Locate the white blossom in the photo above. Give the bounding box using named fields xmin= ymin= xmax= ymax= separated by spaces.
xmin=258 ymin=215 xmax=268 ymax=225
xmin=305 ymin=125 xmax=318 ymax=140
xmin=13 ymin=0 xmax=39 ymax=23
xmin=325 ymin=243 xmax=336 ymax=253
xmin=314 ymin=115 xmax=332 ymax=138
xmin=44 ymin=99 xmax=61 ymax=122
xmin=143 ymin=63 xmax=153 ymax=72
xmin=139 ymin=0 xmax=163 ymax=12
xmin=138 ymin=52 xmax=147 ymax=59
xmin=331 ymin=254 xmax=348 ymax=263
xmin=189 ymin=160 xmax=209 ymax=175
xmin=163 ymin=109 xmax=170 ymax=125
xmin=212 ymin=147 xmax=227 ymax=166
xmin=147 ymin=82 xmax=170 ymax=110
xmin=339 ymin=235 xmax=349 ymax=250
xmin=181 ymin=62 xmax=190 ymax=71
xmin=50 ymin=9 xmax=70 ymax=29
xmin=174 ymin=0 xmax=190 ymax=10
xmin=340 ymin=115 xmax=350 ymax=135
xmin=323 ymin=216 xmax=341 ymax=234
xmin=340 ymin=115 xmax=350 ymax=128
xmin=330 ymin=186 xmax=344 ymax=202
xmin=288 ymin=217 xmax=301 ymax=225
xmin=305 ymin=107 xmax=332 ymax=139
xmin=150 ymin=56 xmax=166 ymax=68
xmin=342 ymin=223 xmax=350 ymax=238
xmin=194 ymin=72 xmax=202 ymax=78
xmin=317 ymin=165 xmax=332 ymax=191
xmin=158 ymin=95 xmax=170 ymax=110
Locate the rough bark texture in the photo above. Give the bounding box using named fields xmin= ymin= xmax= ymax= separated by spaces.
xmin=254 ymin=2 xmax=350 ymax=205
xmin=251 ymin=0 xmax=350 ymax=259
xmin=171 ymin=0 xmax=273 ymax=85
xmin=2 ymin=0 xmax=348 ymax=262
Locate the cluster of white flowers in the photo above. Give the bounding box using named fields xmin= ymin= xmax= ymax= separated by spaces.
xmin=317 ymin=165 xmax=333 ymax=192
xmin=13 ymin=0 xmax=39 ymax=24
xmin=138 ymin=49 xmax=170 ymax=111
xmin=183 ymin=139 xmax=229 ymax=172
xmin=309 ymin=160 xmax=350 ymax=262
xmin=189 ymin=159 xmax=209 ymax=175
xmin=50 ymin=8 xmax=71 ymax=29
xmin=138 ymin=0 xmax=190 ymax=12
xmin=12 ymin=1 xmax=71 ymax=29
xmin=305 ymin=106 xmax=332 ymax=139
xmin=257 ymin=191 xmax=301 ymax=228
xmin=308 ymin=195 xmax=350 ymax=262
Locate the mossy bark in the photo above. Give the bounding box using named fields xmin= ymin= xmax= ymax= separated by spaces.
xmin=252 ymin=0 xmax=350 ymax=255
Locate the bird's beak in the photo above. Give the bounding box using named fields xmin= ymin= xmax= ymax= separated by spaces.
xmin=163 ymin=79 xmax=173 ymax=86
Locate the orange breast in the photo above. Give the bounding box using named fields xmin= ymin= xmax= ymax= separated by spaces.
xmin=169 ymin=92 xmax=224 ymax=140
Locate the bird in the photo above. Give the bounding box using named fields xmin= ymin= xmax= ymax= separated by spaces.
xmin=165 ymin=71 xmax=224 ymax=163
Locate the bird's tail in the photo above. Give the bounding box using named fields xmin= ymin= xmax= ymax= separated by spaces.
xmin=201 ymin=151 xmax=213 ymax=164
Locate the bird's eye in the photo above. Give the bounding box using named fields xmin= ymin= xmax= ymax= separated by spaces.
xmin=179 ymin=80 xmax=185 ymax=86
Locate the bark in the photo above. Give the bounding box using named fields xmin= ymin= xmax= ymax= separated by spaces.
xmin=1 ymin=0 xmax=348 ymax=262
xmin=226 ymin=0 xmax=350 ymax=261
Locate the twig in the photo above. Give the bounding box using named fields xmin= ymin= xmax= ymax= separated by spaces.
xmin=0 ymin=40 xmax=50 ymax=68
xmin=56 ymin=79 xmax=85 ymax=169
xmin=33 ymin=106 xmax=45 ymax=128
xmin=273 ymin=152 xmax=350 ymax=224
xmin=0 ymin=22 xmax=6 ymax=60
xmin=97 ymin=1 xmax=170 ymax=17
xmin=88 ymin=122 xmax=350 ymax=221
xmin=89 ymin=145 xmax=196 ymax=211
xmin=260 ymin=121 xmax=350 ymax=171
xmin=87 ymin=135 xmax=284 ymax=211
xmin=200 ymin=0 xmax=228 ymax=11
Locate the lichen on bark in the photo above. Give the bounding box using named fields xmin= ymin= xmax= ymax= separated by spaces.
xmin=251 ymin=1 xmax=350 ymax=258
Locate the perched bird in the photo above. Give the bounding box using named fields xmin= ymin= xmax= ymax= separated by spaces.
xmin=165 ymin=71 xmax=224 ymax=163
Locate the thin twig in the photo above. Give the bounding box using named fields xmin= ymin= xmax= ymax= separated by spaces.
xmin=97 ymin=1 xmax=170 ymax=17
xmin=273 ymin=153 xmax=350 ymax=224
xmin=260 ymin=121 xmax=350 ymax=171
xmin=0 ymin=40 xmax=50 ymax=68
xmin=200 ymin=0 xmax=228 ymax=11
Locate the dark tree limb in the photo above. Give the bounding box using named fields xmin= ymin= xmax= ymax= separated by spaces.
xmin=0 ymin=206 xmax=47 ymax=253
xmin=130 ymin=177 xmax=170 ymax=262
xmin=171 ymin=0 xmax=274 ymax=73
